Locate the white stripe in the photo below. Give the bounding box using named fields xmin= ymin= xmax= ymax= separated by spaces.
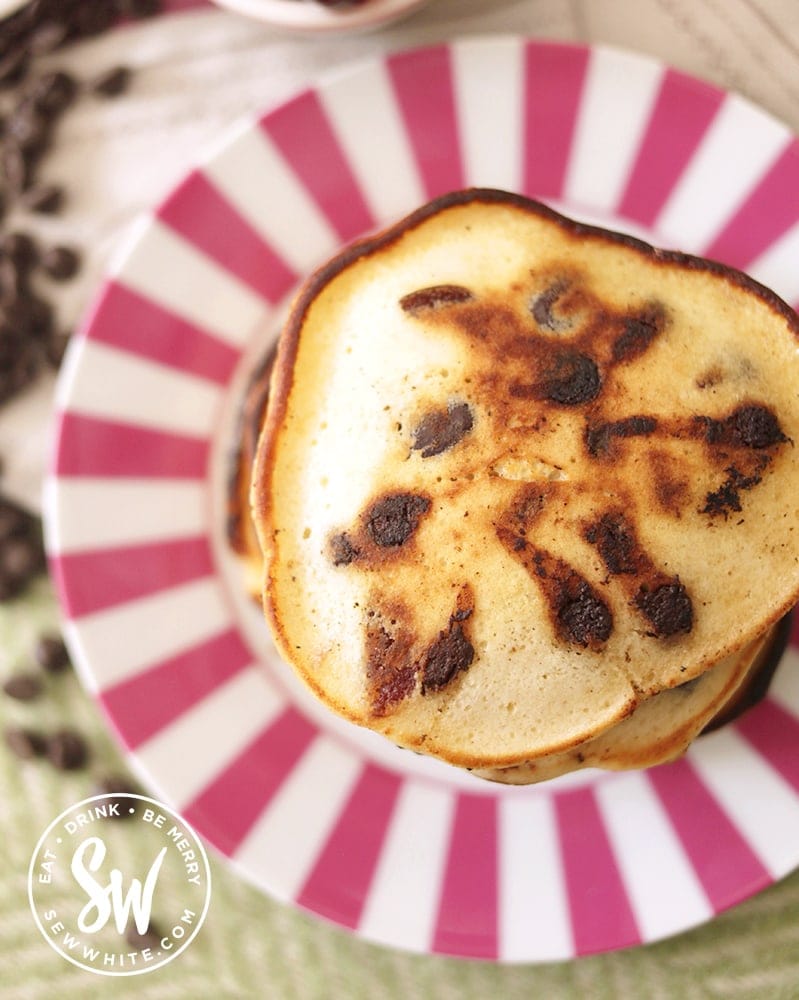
xmin=654 ymin=94 xmax=791 ymax=253
xmin=318 ymin=61 xmax=425 ymax=226
xmin=768 ymin=645 xmax=799 ymax=716
xmin=596 ymin=772 xmax=712 ymax=942
xmin=746 ymin=219 xmax=799 ymax=307
xmin=68 ymin=577 xmax=230 ymax=690
xmin=689 ymin=726 xmax=799 ymax=878
xmin=358 ymin=780 xmax=454 ymax=953
xmin=47 ymin=478 xmax=206 ymax=553
xmin=64 ymin=340 xmax=221 ymax=438
xmin=134 ymin=668 xmax=285 ymax=811
xmin=498 ymin=793 xmax=573 ymax=962
xmin=564 ymin=47 xmax=663 ymax=215
xmin=204 ymin=125 xmax=340 ymax=276
xmin=233 ymin=736 xmax=362 ymax=902
xmin=111 ymin=216 xmax=267 ymax=349
xmin=452 ymin=36 xmax=524 ymax=193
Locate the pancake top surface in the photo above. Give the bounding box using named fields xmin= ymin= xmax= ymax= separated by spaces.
xmin=252 ymin=189 xmax=799 ymax=768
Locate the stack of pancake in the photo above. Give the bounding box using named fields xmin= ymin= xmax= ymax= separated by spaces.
xmin=231 ymin=189 xmax=799 ymax=784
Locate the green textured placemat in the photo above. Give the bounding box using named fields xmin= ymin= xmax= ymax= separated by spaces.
xmin=3 ymin=579 xmax=799 ymax=1000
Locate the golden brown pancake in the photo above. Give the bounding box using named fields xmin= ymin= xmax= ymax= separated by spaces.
xmin=251 ymin=189 xmax=799 ymax=772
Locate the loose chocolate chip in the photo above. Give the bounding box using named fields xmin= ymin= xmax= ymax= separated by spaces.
xmin=91 ymin=66 xmax=131 ymax=98
xmin=46 ymin=729 xmax=88 ymax=770
xmin=95 ymin=775 xmax=140 ymax=818
xmin=365 ymin=493 xmax=431 ymax=548
xmin=19 ymin=182 xmax=63 ymax=214
xmin=399 ymin=284 xmax=474 ymax=316
xmin=635 ymin=581 xmax=693 ymax=638
xmin=530 ymin=279 xmax=571 ymax=332
xmin=41 ymin=244 xmax=80 ymax=281
xmin=411 ymin=401 xmax=474 ymax=458
xmin=2 ymin=230 xmax=38 ymax=270
xmin=541 ymin=350 xmax=601 ymax=406
xmin=3 ymin=671 xmax=43 ymax=701
xmin=329 ymin=531 xmax=359 ymax=566
xmin=558 ymin=583 xmax=613 ymax=646
xmin=29 ymin=71 xmax=77 ymax=117
xmin=28 ymin=21 xmax=68 ymax=57
xmin=34 ymin=634 xmax=71 ymax=673
xmin=4 ymin=726 xmax=46 ymax=759
xmin=421 ymin=622 xmax=474 ymax=692
xmin=125 ymin=920 xmax=163 ymax=951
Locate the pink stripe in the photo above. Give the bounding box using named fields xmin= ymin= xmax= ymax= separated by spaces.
xmin=387 ymin=45 xmax=464 ymax=200
xmin=523 ymin=41 xmax=589 ymax=201
xmin=55 ymin=412 xmax=209 ymax=479
xmin=260 ymin=90 xmax=375 ymax=243
xmin=99 ymin=629 xmax=251 ymax=750
xmin=85 ymin=281 xmax=239 ymax=385
xmin=648 ymin=757 xmax=770 ymax=912
xmin=432 ymin=793 xmax=498 ymax=959
xmin=53 ymin=536 xmax=213 ymax=618
xmin=555 ymin=787 xmax=640 ymax=956
xmin=296 ymin=764 xmax=401 ymax=929
xmin=158 ymin=171 xmax=298 ymax=303
xmin=735 ymin=697 xmax=799 ymax=793
xmin=702 ymin=139 xmax=799 ymax=268
xmin=618 ymin=68 xmax=724 ymax=228
xmin=182 ymin=707 xmax=316 ymax=856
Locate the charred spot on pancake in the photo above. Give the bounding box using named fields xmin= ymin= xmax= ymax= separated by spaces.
xmin=584 ymin=513 xmax=639 ymax=575
xmin=699 ymin=403 xmax=787 ymax=450
xmin=635 ymin=581 xmax=693 ymax=638
xmin=365 ymin=492 xmax=431 ymax=548
xmin=530 ymin=279 xmax=572 ymax=332
xmin=585 ymin=415 xmax=658 ymax=458
xmin=412 ymin=401 xmax=474 ymax=458
xmin=329 ymin=531 xmax=360 ymax=566
xmin=702 ymin=465 xmax=764 ymax=518
xmin=611 ymin=304 xmax=667 ymax=364
xmin=366 ymin=619 xmax=417 ymax=716
xmin=400 ymin=284 xmax=474 ymax=315
xmin=538 ymin=350 xmax=601 ymax=406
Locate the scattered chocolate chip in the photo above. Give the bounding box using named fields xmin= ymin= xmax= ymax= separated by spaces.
xmin=729 ymin=404 xmax=786 ymax=449
xmin=4 ymin=725 xmax=46 ymax=759
xmin=366 ymin=621 xmax=417 ymax=716
xmin=91 ymin=65 xmax=131 ymax=98
xmin=2 ymin=230 xmax=38 ymax=270
xmin=411 ymin=401 xmax=473 ymax=458
xmin=329 ymin=531 xmax=359 ymax=566
xmin=19 ymin=182 xmax=63 ymax=214
xmin=400 ymin=284 xmax=474 ymax=316
xmin=540 ymin=350 xmax=601 ymax=406
xmin=530 ymin=279 xmax=571 ymax=332
xmin=95 ymin=775 xmax=140 ymax=818
xmin=3 ymin=671 xmax=43 ymax=701
xmin=34 ymin=634 xmax=71 ymax=673
xmin=28 ymin=70 xmax=77 ymax=117
xmin=702 ymin=465 xmax=764 ymax=518
xmin=421 ymin=621 xmax=474 ymax=692
xmin=365 ymin=492 xmax=431 ymax=548
xmin=41 ymin=244 xmax=80 ymax=281
xmin=0 ymin=498 xmax=45 ymax=599
xmin=635 ymin=581 xmax=693 ymax=638
xmin=125 ymin=920 xmax=163 ymax=952
xmin=46 ymin=728 xmax=88 ymax=770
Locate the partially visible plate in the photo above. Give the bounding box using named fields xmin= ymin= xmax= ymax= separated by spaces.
xmin=209 ymin=0 xmax=432 ymax=34
xmin=45 ymin=38 xmax=799 ymax=962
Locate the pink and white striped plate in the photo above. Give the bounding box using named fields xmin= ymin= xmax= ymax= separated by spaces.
xmin=45 ymin=38 xmax=799 ymax=962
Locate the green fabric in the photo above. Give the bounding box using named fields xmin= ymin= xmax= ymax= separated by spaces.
xmin=3 ymin=579 xmax=799 ymax=999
